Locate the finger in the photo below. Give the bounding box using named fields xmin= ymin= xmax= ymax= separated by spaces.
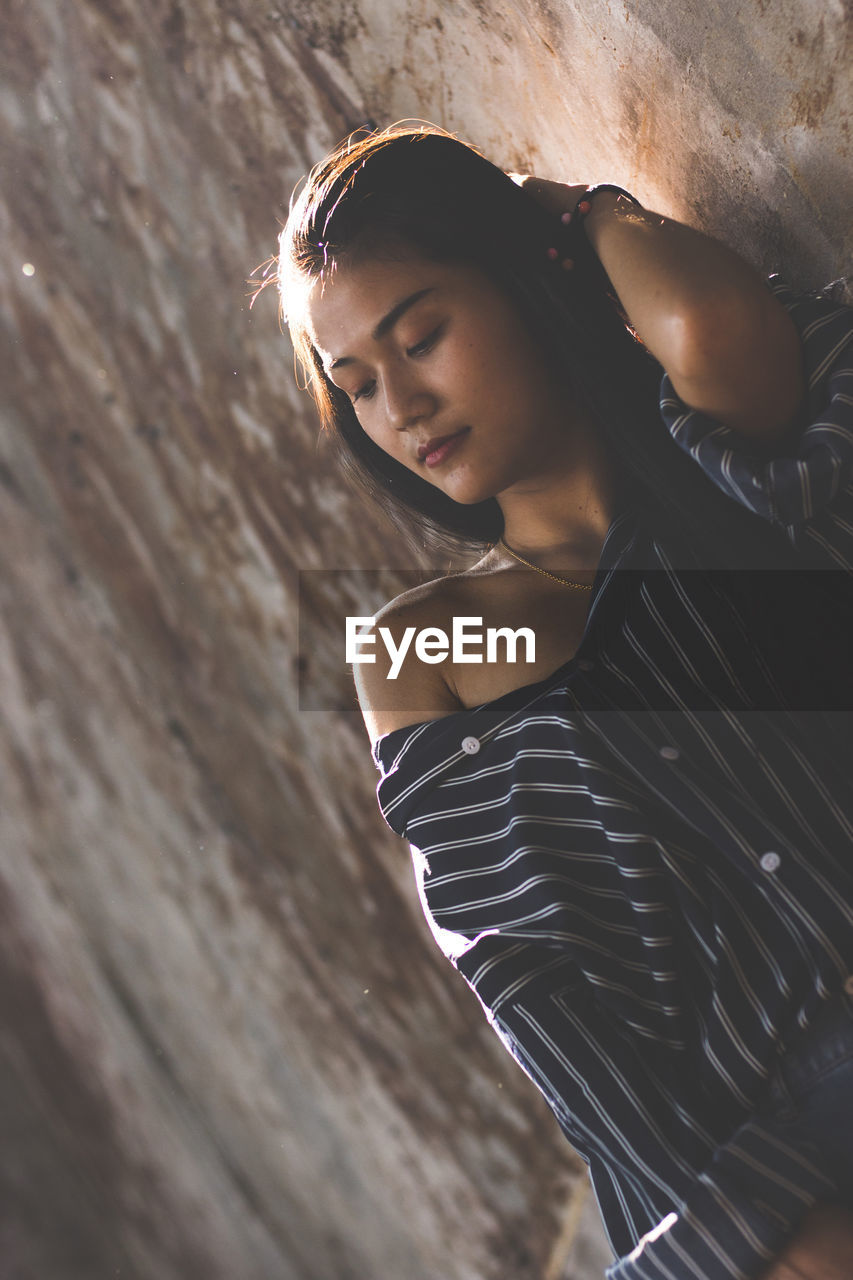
xmin=510 ymin=175 xmax=589 ymax=216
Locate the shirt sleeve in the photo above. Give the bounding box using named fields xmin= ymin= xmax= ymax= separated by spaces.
xmin=658 ymin=278 xmax=853 ymax=564
xmin=493 ymin=986 xmax=837 ymax=1280
xmin=605 ymin=1120 xmax=834 ymax=1280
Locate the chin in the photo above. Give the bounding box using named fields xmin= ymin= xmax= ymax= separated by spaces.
xmin=437 ymin=473 xmax=500 ymax=507
xmin=443 ymin=486 xmax=496 ymax=507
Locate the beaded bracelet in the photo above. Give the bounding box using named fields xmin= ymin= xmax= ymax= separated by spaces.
xmin=547 ymin=184 xmax=643 ymax=270
xmin=565 ymin=183 xmax=642 ymax=224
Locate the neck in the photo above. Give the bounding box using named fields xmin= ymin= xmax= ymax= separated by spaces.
xmin=497 ymin=419 xmax=627 ymax=572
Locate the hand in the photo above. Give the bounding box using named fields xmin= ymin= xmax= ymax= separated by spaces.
xmin=760 ymin=1203 xmax=853 ymax=1279
xmin=506 ymin=172 xmax=591 ymax=221
xmin=512 ymin=168 xmax=803 ymax=443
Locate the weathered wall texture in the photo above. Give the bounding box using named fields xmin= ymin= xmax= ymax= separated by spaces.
xmin=0 ymin=2 xmax=848 ymax=1278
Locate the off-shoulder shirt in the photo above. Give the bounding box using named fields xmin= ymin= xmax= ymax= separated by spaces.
xmin=371 ymin=279 xmax=853 ymax=1280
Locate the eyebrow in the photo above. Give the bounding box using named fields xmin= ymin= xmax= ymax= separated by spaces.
xmin=328 ymin=287 xmax=436 ymax=371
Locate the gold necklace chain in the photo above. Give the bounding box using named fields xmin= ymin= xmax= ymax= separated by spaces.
xmin=497 ymin=538 xmax=593 ymax=591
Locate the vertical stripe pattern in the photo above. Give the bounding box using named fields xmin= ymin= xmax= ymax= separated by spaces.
xmin=371 ymin=279 xmax=853 ymax=1278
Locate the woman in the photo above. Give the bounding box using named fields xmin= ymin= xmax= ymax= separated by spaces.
xmin=269 ymin=123 xmax=853 ymax=1278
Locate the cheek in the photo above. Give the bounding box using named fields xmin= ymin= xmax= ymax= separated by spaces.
xmin=462 ymin=313 xmax=532 ymax=388
xmin=446 ymin=336 xmax=502 ymax=396
xmin=361 ymin=420 xmax=391 ymax=453
xmin=361 ymin=418 xmax=412 ymax=467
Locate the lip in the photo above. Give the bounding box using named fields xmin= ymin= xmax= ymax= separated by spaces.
xmin=418 ymin=427 xmax=470 ymax=467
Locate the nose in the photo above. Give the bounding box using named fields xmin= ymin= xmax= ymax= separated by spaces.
xmin=382 ymin=363 xmax=437 ymax=430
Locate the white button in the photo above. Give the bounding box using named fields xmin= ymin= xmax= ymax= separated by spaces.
xmin=844 ymin=975 xmax=853 ymax=996
xmin=577 ymin=659 xmax=595 ymax=672
xmin=760 ymin=851 xmax=782 ymax=873
xmin=659 ymin=745 xmax=680 ymax=761
xmin=461 ymin=736 xmax=480 ymax=755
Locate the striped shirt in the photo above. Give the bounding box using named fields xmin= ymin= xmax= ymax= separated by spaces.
xmin=371 ymin=279 xmax=853 ymax=1279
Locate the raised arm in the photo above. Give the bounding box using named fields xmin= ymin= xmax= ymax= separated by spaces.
xmin=517 ymin=177 xmax=806 ymax=447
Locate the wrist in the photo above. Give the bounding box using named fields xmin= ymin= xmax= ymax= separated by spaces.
xmin=760 ymin=1203 xmax=853 ymax=1280
xmin=582 ymin=189 xmax=622 ymax=240
xmin=581 ymin=187 xmax=643 ymax=250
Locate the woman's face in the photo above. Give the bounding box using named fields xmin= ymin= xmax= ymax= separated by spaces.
xmin=303 ymin=249 xmax=580 ymax=506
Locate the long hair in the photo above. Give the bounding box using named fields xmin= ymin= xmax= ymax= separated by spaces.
xmin=273 ymin=122 xmax=802 ymax=570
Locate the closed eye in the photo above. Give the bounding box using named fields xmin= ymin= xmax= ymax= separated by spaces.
xmin=352 ymin=324 xmax=445 ymax=402
xmin=352 ymin=380 xmax=376 ymax=403
xmin=407 ymin=324 xmax=444 ymax=357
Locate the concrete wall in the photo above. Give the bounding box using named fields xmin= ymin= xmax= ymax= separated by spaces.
xmin=1 ymin=1 xmax=848 ymax=1277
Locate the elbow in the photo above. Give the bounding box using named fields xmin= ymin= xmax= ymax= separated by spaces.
xmin=664 ymin=292 xmax=748 ymax=389
xmin=664 ymin=291 xmax=806 ymax=443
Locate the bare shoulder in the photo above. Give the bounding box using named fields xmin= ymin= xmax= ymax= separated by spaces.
xmin=353 ymin=573 xmax=468 ymax=747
